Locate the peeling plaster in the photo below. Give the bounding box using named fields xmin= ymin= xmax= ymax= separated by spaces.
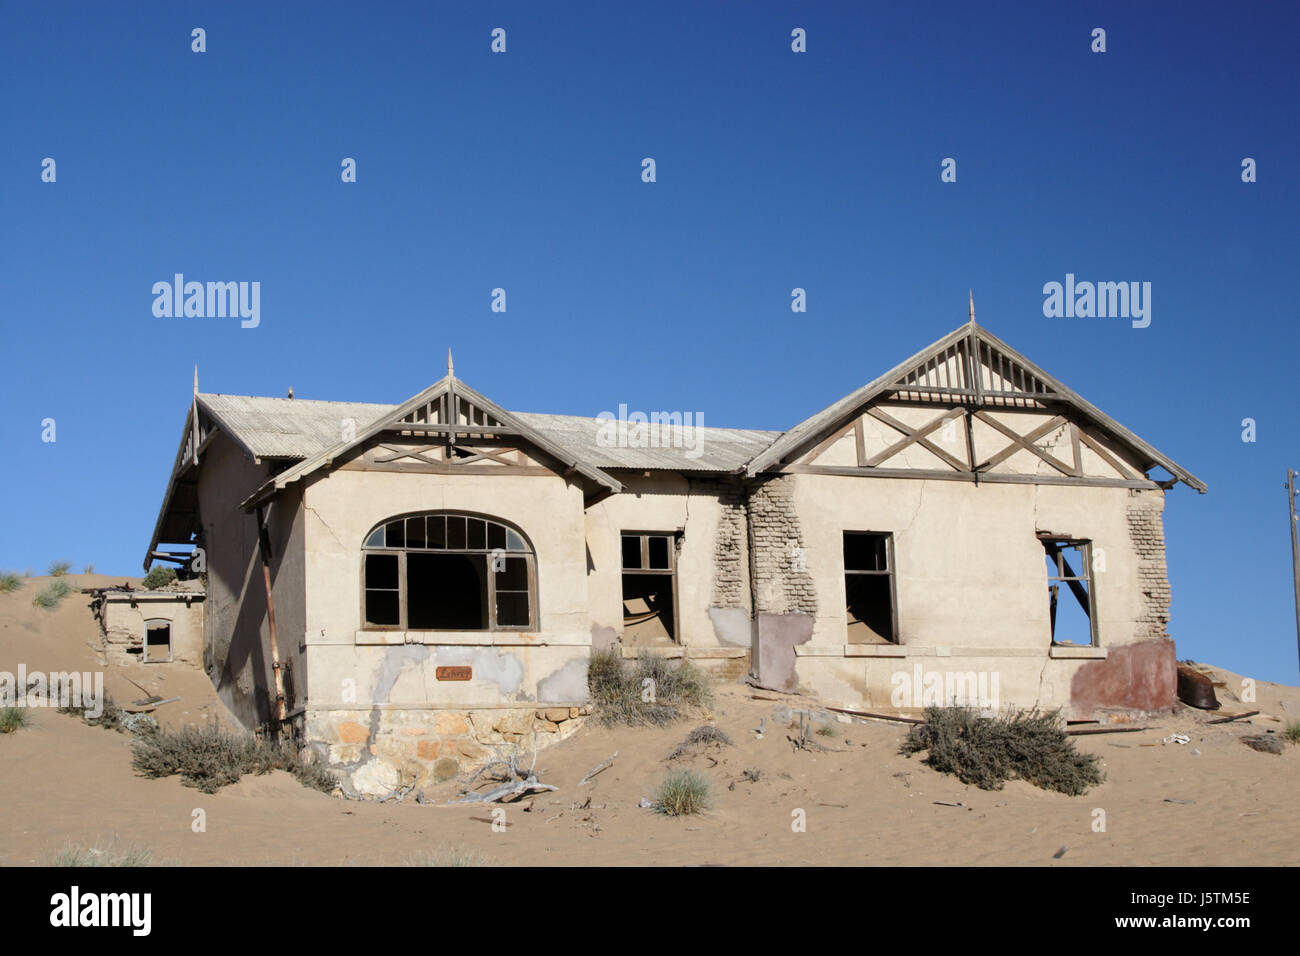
xmin=707 ymin=606 xmax=751 ymax=647
xmin=436 ymin=646 xmax=525 ymax=696
xmin=537 ymin=657 xmax=589 ymax=704
xmin=590 ymin=624 xmax=618 ymax=651
xmin=751 ymin=611 xmax=813 ymax=693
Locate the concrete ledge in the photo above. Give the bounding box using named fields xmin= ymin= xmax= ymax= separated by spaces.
xmin=795 ymin=645 xmax=1106 ymax=659
xmin=620 ymin=645 xmax=682 ymax=658
xmin=353 ymin=630 xmax=591 ymax=647
xmin=306 ymin=701 xmax=589 ymax=711
xmin=686 ymin=647 xmax=748 ymax=659
xmin=618 ymin=645 xmax=748 ymax=659
xmin=1049 ymin=644 xmax=1109 ymax=659
xmin=842 ymin=644 xmax=908 ymax=657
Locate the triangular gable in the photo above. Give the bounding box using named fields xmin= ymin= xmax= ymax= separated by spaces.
xmin=240 ymin=374 xmax=622 ymax=510
xmin=745 ymin=321 xmax=1206 ymax=493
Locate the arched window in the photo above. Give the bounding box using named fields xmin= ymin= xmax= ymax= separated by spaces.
xmin=361 ymin=512 xmax=536 ymax=631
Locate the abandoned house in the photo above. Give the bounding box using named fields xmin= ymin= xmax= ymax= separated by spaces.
xmin=144 ymin=314 xmax=1204 ymax=795
xmin=84 ymin=581 xmax=205 ymax=667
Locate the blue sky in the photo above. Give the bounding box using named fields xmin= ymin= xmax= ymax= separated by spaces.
xmin=2 ymin=2 xmax=1298 ymax=683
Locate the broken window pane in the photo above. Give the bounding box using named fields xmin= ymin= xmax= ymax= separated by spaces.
xmin=621 ymin=535 xmax=643 ymax=570
xmin=844 ymin=532 xmax=888 ymax=572
xmin=496 ymin=591 xmax=530 ymax=628
xmin=843 ymin=532 xmax=895 ymax=644
xmin=1042 ymin=539 xmax=1094 ymax=646
xmin=361 ymin=513 xmax=534 ymax=632
xmin=365 ymin=553 xmax=398 ymax=590
xmin=622 ymin=573 xmax=675 ymax=643
xmin=407 ymin=553 xmax=486 ymax=629
xmin=647 ymin=536 xmax=671 ymax=570
xmin=495 ymin=556 xmax=528 ymax=592
xmin=364 ymin=553 xmax=401 ymax=627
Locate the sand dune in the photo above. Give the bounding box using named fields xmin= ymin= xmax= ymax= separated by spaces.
xmin=2 ymin=576 xmax=1296 ymax=866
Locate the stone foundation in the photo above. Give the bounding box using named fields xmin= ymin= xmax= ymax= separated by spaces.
xmin=305 ymin=705 xmax=590 ymax=797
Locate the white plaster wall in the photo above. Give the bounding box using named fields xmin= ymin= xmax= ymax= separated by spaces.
xmin=299 ymin=467 xmax=592 ymax=707
xmin=584 ymin=473 xmax=745 ymax=649
xmin=791 ymin=473 xmax=1152 ymax=649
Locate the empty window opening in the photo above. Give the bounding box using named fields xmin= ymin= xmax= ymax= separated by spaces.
xmin=1042 ymin=538 xmax=1096 ymax=646
xmin=144 ymin=621 xmax=172 ymax=663
xmin=408 ymin=553 xmax=486 ymax=630
xmin=362 ymin=512 xmax=535 ymax=631
xmin=621 ymin=532 xmax=677 ymax=644
xmin=844 ymin=532 xmax=897 ymax=644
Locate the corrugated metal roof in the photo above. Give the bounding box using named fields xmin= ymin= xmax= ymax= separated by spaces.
xmin=514 ymin=412 xmax=780 ymax=472
xmin=196 ymin=393 xmax=782 ymax=472
xmin=198 ymin=394 xmax=395 ymax=459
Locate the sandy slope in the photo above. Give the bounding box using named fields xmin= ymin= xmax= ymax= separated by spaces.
xmin=1 ymin=576 xmax=1297 ymax=866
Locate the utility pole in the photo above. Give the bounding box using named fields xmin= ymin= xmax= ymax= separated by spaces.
xmin=1289 ymin=469 xmax=1300 ymax=673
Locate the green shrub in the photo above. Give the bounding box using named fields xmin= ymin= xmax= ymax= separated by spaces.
xmin=1281 ymin=720 xmax=1300 ymax=745
xmin=653 ymin=770 xmax=710 ymax=816
xmin=82 ymin=564 xmax=95 ymax=574
xmin=32 ymin=580 xmax=73 ymax=609
xmin=0 ymin=571 xmax=23 ymax=593
xmin=0 ymin=707 xmax=29 ymax=734
xmin=141 ymin=565 xmax=177 ymax=590
xmin=587 ymin=648 xmax=713 ymax=727
xmin=131 ymin=723 xmax=337 ymax=794
xmin=901 ymin=706 xmax=1105 ymax=796
xmin=48 ymin=561 xmax=71 ymax=577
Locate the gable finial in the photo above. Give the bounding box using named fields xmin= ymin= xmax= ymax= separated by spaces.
xmin=193 ymin=365 xmax=199 ymax=396
xmin=968 ymin=289 xmax=975 ymax=324
xmin=447 ymin=348 xmax=454 ymax=379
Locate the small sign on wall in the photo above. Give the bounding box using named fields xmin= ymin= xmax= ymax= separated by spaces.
xmin=436 ymin=666 xmax=472 ymax=681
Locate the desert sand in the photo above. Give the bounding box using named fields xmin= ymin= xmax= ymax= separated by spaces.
xmin=2 ymin=575 xmax=1297 ymax=866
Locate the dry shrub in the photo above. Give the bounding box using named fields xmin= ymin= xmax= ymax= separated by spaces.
xmin=667 ymin=724 xmax=732 ymax=759
xmin=587 ymin=648 xmax=712 ymax=727
xmin=131 ymin=723 xmax=337 ymax=794
xmin=59 ymin=695 xmax=126 ymax=732
xmin=901 ymin=706 xmax=1104 ymax=795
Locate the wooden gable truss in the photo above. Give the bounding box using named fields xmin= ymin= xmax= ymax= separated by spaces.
xmin=241 ymin=359 xmax=621 ymax=510
xmin=748 ymin=321 xmax=1206 ymax=493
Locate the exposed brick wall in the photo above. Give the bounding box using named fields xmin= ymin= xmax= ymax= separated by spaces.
xmin=1127 ymin=499 xmax=1171 ymax=641
xmin=696 ymin=477 xmax=748 ymax=610
xmin=747 ymin=476 xmax=817 ymax=615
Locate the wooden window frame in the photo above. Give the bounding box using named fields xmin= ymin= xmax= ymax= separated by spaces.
xmin=620 ymin=531 xmax=680 ymax=644
xmin=1041 ymin=536 xmax=1098 ymax=647
xmin=360 ymin=512 xmax=537 ymax=632
xmin=842 ymin=531 xmax=900 ymax=644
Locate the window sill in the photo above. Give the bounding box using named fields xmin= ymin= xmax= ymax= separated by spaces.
xmin=354 ymin=630 xmax=590 ymax=647
xmin=1048 ymin=644 xmax=1108 ymax=659
xmin=793 ymin=644 xmax=905 ymax=657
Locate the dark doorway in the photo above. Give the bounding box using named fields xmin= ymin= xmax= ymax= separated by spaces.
xmin=144 ymin=621 xmax=172 ymax=662
xmin=407 ymin=553 xmax=486 ymax=629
